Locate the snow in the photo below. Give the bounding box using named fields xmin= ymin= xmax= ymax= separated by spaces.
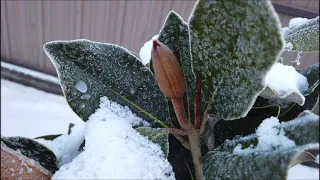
xmin=52 ymin=97 xmax=174 ymax=179
xmin=89 ymin=97 xmax=151 ymax=127
xmin=139 ymin=35 xmax=158 ymax=65
xmin=233 ymin=117 xmax=295 ymax=154
xmin=1 ymin=61 xmax=59 ymax=84
xmin=1 ymin=79 xmax=318 ymax=179
xmin=288 ymin=17 xmax=309 ymax=28
xmin=265 ymin=63 xmax=308 ymax=98
xmin=1 ymin=79 xmax=83 ymax=138
xmin=36 ymin=123 xmax=85 ymax=167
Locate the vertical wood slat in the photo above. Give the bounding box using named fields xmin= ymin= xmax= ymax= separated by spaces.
xmin=1 ymin=0 xmax=318 ymax=76
xmin=1 ymin=0 xmax=11 ymax=61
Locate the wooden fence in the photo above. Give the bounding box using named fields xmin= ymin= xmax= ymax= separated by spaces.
xmin=1 ymin=0 xmax=319 ymax=76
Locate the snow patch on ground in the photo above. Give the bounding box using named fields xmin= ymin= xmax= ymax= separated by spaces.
xmin=139 ymin=35 xmax=158 ymax=65
xmin=1 ymin=79 xmax=83 ymax=138
xmin=52 ymin=97 xmax=174 ymax=179
xmin=265 ymin=63 xmax=308 ymax=97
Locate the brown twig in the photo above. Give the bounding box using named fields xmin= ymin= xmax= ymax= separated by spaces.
xmin=199 ymin=111 xmax=209 ymax=135
xmin=172 ymin=134 xmax=191 ymax=150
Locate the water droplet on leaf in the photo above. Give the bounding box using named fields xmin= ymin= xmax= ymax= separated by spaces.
xmin=75 ymin=80 xmax=87 ymax=93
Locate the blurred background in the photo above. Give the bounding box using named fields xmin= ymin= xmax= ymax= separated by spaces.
xmin=1 ymin=0 xmax=319 ymax=76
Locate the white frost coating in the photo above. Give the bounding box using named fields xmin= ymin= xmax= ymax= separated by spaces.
xmin=139 ymin=35 xmax=159 ymax=65
xmin=75 ymin=80 xmax=87 ymax=93
xmin=265 ymin=63 xmax=308 ymax=97
xmin=52 ymin=97 xmax=174 ymax=179
xmin=36 ymin=123 xmax=85 ymax=167
xmin=288 ymin=17 xmax=309 ymax=28
xmin=234 ymin=117 xmax=296 ymax=154
xmin=1 ymin=61 xmax=60 ymax=84
xmin=285 ymin=42 xmax=293 ymax=51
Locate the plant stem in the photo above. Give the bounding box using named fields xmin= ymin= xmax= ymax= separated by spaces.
xmin=187 ymin=128 xmax=203 ymax=180
xmin=171 ymin=98 xmax=192 ymax=131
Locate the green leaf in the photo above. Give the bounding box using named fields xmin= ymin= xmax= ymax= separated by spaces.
xmin=135 ymin=127 xmax=169 ymax=158
xmin=259 ymin=86 xmax=306 ymax=106
xmin=157 ymin=11 xmax=196 ymax=123
xmin=299 ymin=63 xmax=319 ymax=96
xmin=34 ymin=134 xmax=62 ymax=141
xmin=189 ymin=0 xmax=283 ymax=120
xmin=279 ymin=86 xmax=319 ymax=121
xmin=1 ymin=136 xmax=58 ymax=174
xmin=282 ymin=110 xmax=319 ymax=145
xmin=44 ymin=40 xmax=169 ymax=127
xmin=203 ymin=111 xmax=319 ymax=180
xmin=210 ymin=105 xmax=279 ymax=149
xmin=203 ymin=147 xmax=316 ymax=180
xmin=34 ymin=123 xmax=75 ymax=140
xmin=284 ymin=16 xmax=319 ymax=52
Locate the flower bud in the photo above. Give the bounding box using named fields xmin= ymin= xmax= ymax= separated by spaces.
xmin=152 ymin=40 xmax=185 ymax=99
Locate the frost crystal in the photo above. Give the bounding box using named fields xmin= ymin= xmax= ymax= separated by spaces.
xmin=52 ymin=97 xmax=174 ymax=179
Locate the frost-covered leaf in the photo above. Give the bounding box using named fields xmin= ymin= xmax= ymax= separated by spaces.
xmin=279 ymin=86 xmax=319 ymax=121
xmin=189 ymin=0 xmax=283 ymax=120
xmin=259 ymin=63 xmax=308 ymax=106
xmin=1 ymin=136 xmax=58 ymax=174
xmin=283 ymin=16 xmax=319 ymax=52
xmin=299 ymin=63 xmax=319 ymax=96
xmin=204 ymin=111 xmax=319 ymax=180
xmin=44 ymin=40 xmax=169 ymax=127
xmin=203 ymin=147 xmax=316 ymax=180
xmin=209 ymin=105 xmax=280 ymax=149
xmin=282 ymin=110 xmax=319 ymax=145
xmin=158 ymin=11 xmax=196 ymax=123
xmin=136 ymin=127 xmax=169 ymax=158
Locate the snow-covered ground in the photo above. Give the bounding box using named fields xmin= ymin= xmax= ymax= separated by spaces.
xmin=1 ymin=79 xmax=319 ymax=179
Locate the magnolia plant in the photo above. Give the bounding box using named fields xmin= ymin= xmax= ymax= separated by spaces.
xmin=1 ymin=0 xmax=319 ymax=180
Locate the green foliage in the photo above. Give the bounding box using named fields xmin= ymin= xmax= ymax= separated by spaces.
xmin=34 ymin=123 xmax=75 ymax=140
xmin=299 ymin=63 xmax=319 ymax=96
xmin=203 ymin=111 xmax=319 ymax=180
xmin=189 ymin=0 xmax=283 ymax=120
xmin=284 ymin=16 xmax=319 ymax=52
xmin=135 ymin=127 xmax=169 ymax=158
xmin=44 ymin=40 xmax=169 ymax=127
xmin=39 ymin=0 xmax=319 ymax=179
xmin=1 ymin=136 xmax=58 ymax=174
xmin=157 ymin=11 xmax=196 ymax=124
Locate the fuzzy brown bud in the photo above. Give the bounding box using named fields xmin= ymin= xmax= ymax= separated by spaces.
xmin=152 ymin=40 xmax=185 ymax=99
